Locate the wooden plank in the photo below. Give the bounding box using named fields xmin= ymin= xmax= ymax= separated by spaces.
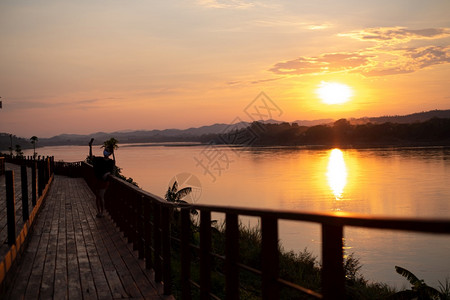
xmin=2 ymin=173 xmax=163 ymax=300
xmin=65 ymin=186 xmax=82 ymax=300
xmin=3 ymin=185 xmax=52 ymax=299
xmin=52 ymin=182 xmax=68 ymax=299
xmin=74 ymin=179 xmax=113 ymax=300
xmin=39 ymin=177 xmax=61 ymax=299
xmin=24 ymin=232 xmax=50 ymax=299
xmin=70 ymin=179 xmax=98 ymax=300
xmin=95 ymin=220 xmax=142 ymax=298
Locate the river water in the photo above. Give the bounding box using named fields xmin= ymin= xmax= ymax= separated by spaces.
xmin=22 ymin=144 xmax=450 ymax=288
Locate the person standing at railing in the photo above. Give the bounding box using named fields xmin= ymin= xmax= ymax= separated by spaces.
xmin=88 ymin=138 xmax=115 ymax=218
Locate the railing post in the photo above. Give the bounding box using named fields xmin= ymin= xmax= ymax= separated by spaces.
xmin=5 ymin=170 xmax=16 ymax=246
xmin=131 ymin=193 xmax=138 ymax=250
xmin=49 ymin=156 xmax=54 ymax=176
xmin=180 ymin=208 xmax=192 ymax=300
xmin=261 ymin=216 xmax=279 ymax=300
xmin=21 ymin=165 xmax=30 ymax=222
xmin=322 ymin=223 xmax=345 ymax=299
xmin=45 ymin=157 xmax=50 ymax=183
xmin=123 ymin=191 xmax=132 ymax=241
xmin=31 ymin=162 xmax=37 ymax=206
xmin=225 ymin=213 xmax=239 ymax=300
xmin=161 ymin=206 xmax=172 ymax=295
xmin=153 ymin=202 xmax=163 ymax=283
xmin=200 ymin=210 xmax=211 ymax=300
xmin=144 ymin=198 xmax=153 ymax=270
xmin=137 ymin=195 xmax=145 ymax=259
xmin=0 ymin=157 xmax=5 ymax=176
xmin=38 ymin=160 xmax=44 ymax=196
xmin=127 ymin=194 xmax=135 ymax=244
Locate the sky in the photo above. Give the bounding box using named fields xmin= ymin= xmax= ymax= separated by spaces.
xmin=1 ymin=0 xmax=449 ymax=138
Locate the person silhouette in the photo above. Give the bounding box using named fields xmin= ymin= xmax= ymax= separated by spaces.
xmin=88 ymin=138 xmax=115 ymax=218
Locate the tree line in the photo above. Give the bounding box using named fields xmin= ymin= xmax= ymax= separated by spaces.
xmin=203 ymin=117 xmax=450 ymax=147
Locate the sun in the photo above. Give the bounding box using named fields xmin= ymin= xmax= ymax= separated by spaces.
xmin=316 ymin=81 xmax=353 ymax=105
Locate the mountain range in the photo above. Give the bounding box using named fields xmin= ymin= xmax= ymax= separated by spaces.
xmin=2 ymin=109 xmax=450 ymax=149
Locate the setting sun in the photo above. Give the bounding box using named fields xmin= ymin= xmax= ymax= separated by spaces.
xmin=316 ymin=81 xmax=353 ymax=105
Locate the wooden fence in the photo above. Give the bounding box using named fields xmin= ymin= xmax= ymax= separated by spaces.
xmin=0 ymin=157 xmax=55 ymax=291
xmin=71 ymin=161 xmax=450 ymax=299
xmin=0 ymin=157 xmax=5 ymax=176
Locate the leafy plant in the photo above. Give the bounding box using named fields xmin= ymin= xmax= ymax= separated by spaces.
xmin=165 ymin=181 xmax=197 ymax=215
xmin=390 ymin=266 xmax=445 ymax=300
xmin=165 ymin=180 xmax=192 ymax=203
xmin=438 ymin=278 xmax=450 ymax=300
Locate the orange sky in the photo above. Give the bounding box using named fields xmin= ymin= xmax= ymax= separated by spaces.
xmin=1 ymin=1 xmax=449 ymax=137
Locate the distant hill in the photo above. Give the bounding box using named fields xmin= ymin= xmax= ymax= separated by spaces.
xmin=354 ymin=109 xmax=450 ymax=124
xmin=3 ymin=109 xmax=450 ymax=147
xmin=38 ymin=122 xmax=250 ymax=146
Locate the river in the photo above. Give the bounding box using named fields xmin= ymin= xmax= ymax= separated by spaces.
xmin=21 ymin=144 xmax=450 ymax=289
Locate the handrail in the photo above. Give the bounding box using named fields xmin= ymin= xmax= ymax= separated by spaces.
xmin=71 ymin=162 xmax=450 ymax=299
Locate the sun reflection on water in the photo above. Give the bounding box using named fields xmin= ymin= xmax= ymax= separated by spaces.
xmin=327 ymin=148 xmax=347 ymax=200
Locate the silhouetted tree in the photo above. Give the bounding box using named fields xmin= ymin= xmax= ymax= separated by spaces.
xmin=30 ymin=136 xmax=38 ymax=159
xmin=14 ymin=145 xmax=24 ymax=158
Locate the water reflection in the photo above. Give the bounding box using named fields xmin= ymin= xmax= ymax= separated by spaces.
xmin=327 ymin=149 xmax=347 ymax=200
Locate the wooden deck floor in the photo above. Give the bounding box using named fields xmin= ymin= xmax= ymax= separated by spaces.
xmin=2 ymin=173 xmax=165 ymax=299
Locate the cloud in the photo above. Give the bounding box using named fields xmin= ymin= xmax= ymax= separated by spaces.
xmin=269 ymin=46 xmax=450 ymax=77
xmin=250 ymin=77 xmax=282 ymax=84
xmin=340 ymin=27 xmax=450 ymax=45
xmin=268 ymin=27 xmax=450 ymax=78
xmin=251 ymin=19 xmax=332 ymax=31
xmin=196 ymin=0 xmax=256 ymax=9
xmin=75 ymin=99 xmax=100 ymax=105
xmin=4 ymin=97 xmax=124 ymax=111
xmin=269 ymin=53 xmax=373 ymax=75
xmin=359 ymin=45 xmax=450 ymax=77
xmin=409 ymin=46 xmax=450 ymax=67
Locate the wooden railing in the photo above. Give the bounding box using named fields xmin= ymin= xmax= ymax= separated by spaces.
xmin=0 ymin=157 xmax=55 ymax=290
xmin=76 ymin=162 xmax=450 ymax=299
xmin=0 ymin=157 xmax=5 ymax=176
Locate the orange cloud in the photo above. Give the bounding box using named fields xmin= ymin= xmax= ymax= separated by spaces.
xmin=196 ymin=0 xmax=256 ymax=9
xmin=268 ymin=27 xmax=450 ymax=78
xmin=340 ymin=27 xmax=450 ymax=45
xmin=360 ymin=46 xmax=450 ymax=76
xmin=269 ymin=53 xmax=373 ymax=75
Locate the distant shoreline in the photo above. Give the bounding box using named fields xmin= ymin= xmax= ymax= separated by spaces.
xmin=4 ymin=142 xmax=450 ymax=154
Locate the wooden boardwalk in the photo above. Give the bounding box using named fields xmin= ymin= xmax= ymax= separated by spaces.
xmin=2 ymin=172 xmax=165 ymax=299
